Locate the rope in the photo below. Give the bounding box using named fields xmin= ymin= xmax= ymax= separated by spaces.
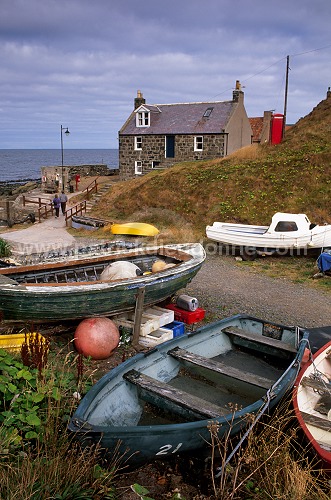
xmin=307 ymin=339 xmax=331 ymax=393
xmin=214 ymin=335 xmax=309 ymax=479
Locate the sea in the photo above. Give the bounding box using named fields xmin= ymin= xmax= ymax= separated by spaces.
xmin=0 ymin=149 xmax=119 ymax=183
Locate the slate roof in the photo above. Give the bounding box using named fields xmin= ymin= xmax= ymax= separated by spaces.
xmin=120 ymin=100 xmax=235 ymax=135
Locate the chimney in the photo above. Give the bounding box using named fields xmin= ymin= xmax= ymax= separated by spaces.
xmin=134 ymin=90 xmax=146 ymax=109
xmin=232 ymin=80 xmax=244 ymax=103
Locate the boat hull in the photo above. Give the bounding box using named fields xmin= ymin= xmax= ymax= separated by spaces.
xmin=206 ymin=218 xmax=331 ymax=255
xmin=0 ymin=243 xmax=205 ymax=322
xmin=69 ymin=314 xmax=308 ymax=467
xmin=110 ymin=222 xmax=159 ymax=237
xmin=293 ymin=341 xmax=331 ymax=471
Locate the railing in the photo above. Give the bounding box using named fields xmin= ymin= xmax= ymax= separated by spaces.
xmin=84 ymin=177 xmax=98 ymax=200
xmin=22 ymin=195 xmax=54 ymax=222
xmin=65 ymin=200 xmax=87 ymax=226
xmin=37 ymin=203 xmax=54 ymax=222
xmin=22 ymin=195 xmax=51 ymax=208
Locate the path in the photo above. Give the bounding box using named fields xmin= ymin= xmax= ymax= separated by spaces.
xmin=1 ymin=214 xmax=75 ymax=256
xmin=1 ymin=176 xmax=113 ymax=257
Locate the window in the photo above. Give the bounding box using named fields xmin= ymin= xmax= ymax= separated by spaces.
xmin=135 ymin=161 xmax=142 ymax=175
xmin=203 ymin=107 xmax=213 ymax=118
xmin=274 ymin=221 xmax=298 ymax=232
xmin=136 ymin=111 xmax=150 ymax=127
xmin=151 ymin=161 xmax=160 ymax=168
xmin=194 ymin=136 xmax=203 ymax=151
xmin=135 ymin=136 xmax=142 ymax=150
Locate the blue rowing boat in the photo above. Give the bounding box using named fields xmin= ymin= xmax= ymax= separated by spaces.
xmin=68 ymin=314 xmax=308 ymax=467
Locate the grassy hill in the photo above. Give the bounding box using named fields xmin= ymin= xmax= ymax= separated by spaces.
xmin=92 ymin=95 xmax=331 ymax=239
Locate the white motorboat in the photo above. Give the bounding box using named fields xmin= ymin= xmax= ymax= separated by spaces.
xmin=206 ymin=212 xmax=331 ymax=260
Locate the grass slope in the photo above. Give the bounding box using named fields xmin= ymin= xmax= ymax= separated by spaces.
xmin=92 ymin=96 xmax=331 ymax=235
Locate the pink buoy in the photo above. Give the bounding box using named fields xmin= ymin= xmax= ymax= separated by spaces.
xmin=74 ymin=317 xmax=120 ymax=360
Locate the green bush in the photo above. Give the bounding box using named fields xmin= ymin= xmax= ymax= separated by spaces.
xmin=0 ymin=237 xmax=11 ymax=258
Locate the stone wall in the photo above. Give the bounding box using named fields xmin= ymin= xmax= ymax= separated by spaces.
xmin=40 ymin=164 xmax=116 ymax=192
xmin=119 ymin=134 xmax=226 ymax=178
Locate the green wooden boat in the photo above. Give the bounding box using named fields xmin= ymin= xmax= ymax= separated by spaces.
xmin=0 ymin=243 xmax=205 ymax=322
xmin=68 ymin=314 xmax=309 ymax=467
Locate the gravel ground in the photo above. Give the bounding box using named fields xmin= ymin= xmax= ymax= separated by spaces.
xmin=185 ymin=253 xmax=331 ymax=329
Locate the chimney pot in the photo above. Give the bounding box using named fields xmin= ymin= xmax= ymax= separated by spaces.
xmin=134 ymin=90 xmax=146 ymax=109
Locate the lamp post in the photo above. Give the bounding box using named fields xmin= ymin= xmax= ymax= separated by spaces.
xmin=61 ymin=125 xmax=70 ymax=190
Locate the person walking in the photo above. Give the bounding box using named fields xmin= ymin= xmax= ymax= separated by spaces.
xmin=59 ymin=191 xmax=68 ymax=215
xmin=52 ymin=194 xmax=61 ymax=218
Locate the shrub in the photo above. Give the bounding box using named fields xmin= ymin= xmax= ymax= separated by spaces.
xmin=0 ymin=237 xmax=11 ymax=258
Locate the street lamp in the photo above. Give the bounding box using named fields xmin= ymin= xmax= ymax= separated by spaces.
xmin=61 ymin=125 xmax=70 ymax=190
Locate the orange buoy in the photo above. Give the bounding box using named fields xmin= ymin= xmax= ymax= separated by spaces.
xmin=301 ymin=348 xmax=311 ymax=366
xmin=74 ymin=317 xmax=120 ymax=360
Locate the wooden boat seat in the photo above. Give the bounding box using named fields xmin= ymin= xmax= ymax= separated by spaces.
xmin=222 ymin=326 xmax=297 ymax=354
xmin=301 ymin=411 xmax=331 ymax=431
xmin=168 ymin=347 xmax=274 ymax=389
xmin=301 ymin=376 xmax=331 ymax=392
xmin=124 ymin=369 xmax=229 ymax=420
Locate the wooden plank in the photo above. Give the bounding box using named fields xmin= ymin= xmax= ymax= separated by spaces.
xmin=132 ymin=287 xmax=146 ymax=348
xmin=222 ymin=326 xmax=297 ymax=354
xmin=168 ymin=347 xmax=274 ymax=389
xmin=301 ymin=411 xmax=331 ymax=431
xmin=124 ymin=369 xmax=228 ymax=420
xmin=301 ymin=376 xmax=331 ymax=392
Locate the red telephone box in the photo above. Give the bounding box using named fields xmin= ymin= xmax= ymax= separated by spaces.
xmin=271 ymin=114 xmax=284 ymax=145
xmin=75 ymin=174 xmax=81 ymax=191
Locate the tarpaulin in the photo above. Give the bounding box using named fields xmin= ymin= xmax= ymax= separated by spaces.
xmin=317 ymin=251 xmax=331 ymax=273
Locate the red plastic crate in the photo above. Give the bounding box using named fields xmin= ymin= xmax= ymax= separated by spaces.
xmin=165 ymin=304 xmax=205 ymax=324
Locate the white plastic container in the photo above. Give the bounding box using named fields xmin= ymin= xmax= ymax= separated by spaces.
xmin=144 ymin=306 xmax=174 ymax=326
xmin=138 ymin=328 xmax=173 ymax=347
xmin=113 ymin=312 xmax=160 ymax=337
xmin=176 ymin=294 xmax=199 ymax=312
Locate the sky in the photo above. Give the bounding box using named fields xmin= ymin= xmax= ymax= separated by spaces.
xmin=0 ymin=0 xmax=330 ymax=149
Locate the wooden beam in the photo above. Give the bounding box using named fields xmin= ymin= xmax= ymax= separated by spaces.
xmin=132 ymin=286 xmax=146 ymax=348
xmin=222 ymin=326 xmax=297 ymax=354
xmin=124 ymin=369 xmax=228 ymax=420
xmin=168 ymin=347 xmax=274 ymax=389
xmin=301 ymin=411 xmax=331 ymax=431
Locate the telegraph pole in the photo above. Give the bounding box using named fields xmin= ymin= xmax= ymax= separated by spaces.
xmin=283 ymin=55 xmax=290 ymax=139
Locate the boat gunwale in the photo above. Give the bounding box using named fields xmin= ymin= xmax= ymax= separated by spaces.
xmin=0 ymin=245 xmax=195 ymax=276
xmin=0 ymin=244 xmax=205 ymax=289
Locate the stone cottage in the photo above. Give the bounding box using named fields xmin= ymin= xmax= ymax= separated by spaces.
xmin=118 ymin=81 xmax=253 ymax=178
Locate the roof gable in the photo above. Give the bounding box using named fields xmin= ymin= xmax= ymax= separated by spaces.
xmin=121 ymin=100 xmax=235 ymax=135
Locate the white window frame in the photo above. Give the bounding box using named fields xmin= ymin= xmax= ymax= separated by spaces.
xmin=136 ymin=111 xmax=150 ymax=127
xmin=135 ymin=161 xmax=143 ymax=175
xmin=135 ymin=136 xmax=142 ymax=150
xmin=194 ymin=136 xmax=203 ymax=151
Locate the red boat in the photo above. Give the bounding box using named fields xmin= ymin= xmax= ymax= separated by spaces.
xmin=293 ymin=341 xmax=331 ymax=471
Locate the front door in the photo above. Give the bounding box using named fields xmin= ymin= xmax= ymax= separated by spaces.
xmin=165 ymin=135 xmax=175 ymax=158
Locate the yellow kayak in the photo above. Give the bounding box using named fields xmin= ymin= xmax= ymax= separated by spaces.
xmin=107 ymin=222 xmax=159 ymax=237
